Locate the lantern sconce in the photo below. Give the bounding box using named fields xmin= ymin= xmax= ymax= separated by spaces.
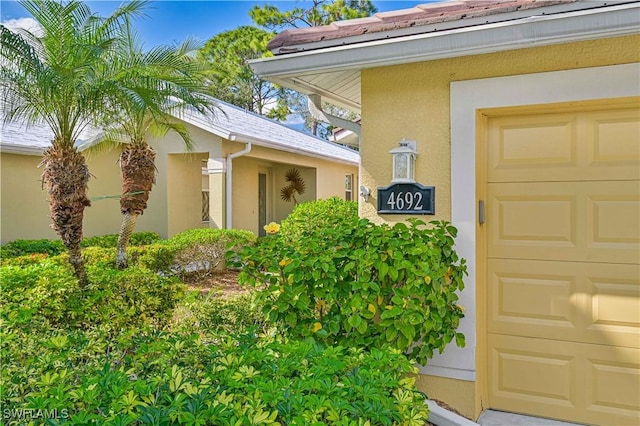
xmin=389 ymin=139 xmax=417 ymax=183
xmin=359 ymin=185 xmax=371 ymax=201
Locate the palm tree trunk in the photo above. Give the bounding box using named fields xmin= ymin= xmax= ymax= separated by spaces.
xmin=116 ymin=211 xmax=138 ymax=269
xmin=117 ymin=144 xmax=156 ymax=269
xmin=41 ymin=144 xmax=91 ymax=286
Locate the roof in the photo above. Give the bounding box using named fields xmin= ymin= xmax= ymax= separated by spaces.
xmin=0 ymin=120 xmax=103 ymax=155
xmin=179 ymin=98 xmax=359 ymax=165
xmin=250 ymin=0 xmax=640 ymax=112
xmin=0 ymin=99 xmax=359 ymax=165
xmin=268 ymin=0 xmax=579 ymax=53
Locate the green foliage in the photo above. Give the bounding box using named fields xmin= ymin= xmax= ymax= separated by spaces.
xmin=1 ymin=223 xmax=433 ymax=424
xmin=250 ymin=0 xmax=377 ymax=30
xmin=0 ymin=239 xmax=65 ymax=259
xmin=1 ymin=232 xmax=160 ymax=261
xmin=1 ymin=260 xmax=184 ymax=335
xmin=81 ymin=231 xmax=160 ymax=248
xmin=197 ymin=26 xmax=288 ymax=119
xmin=280 ymin=196 xmax=358 ymax=241
xmin=2 ymin=330 xmax=429 ymax=425
xmin=127 ymin=243 xmax=178 ymax=272
xmin=173 ymin=292 xmax=266 ymax=337
xmin=235 ymin=217 xmax=467 ymax=365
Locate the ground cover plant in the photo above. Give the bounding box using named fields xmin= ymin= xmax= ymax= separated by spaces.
xmin=1 ymin=222 xmax=434 ymax=425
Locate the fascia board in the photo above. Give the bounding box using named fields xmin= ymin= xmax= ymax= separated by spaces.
xmin=174 ymin=110 xmax=360 ymax=166
xmin=0 ymin=144 xmax=44 ymax=155
xmin=230 ymin=132 xmax=360 ymax=166
xmin=251 ymin=4 xmax=640 ymax=79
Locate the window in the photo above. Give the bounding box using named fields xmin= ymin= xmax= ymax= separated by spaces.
xmin=345 ymin=174 xmax=353 ymax=201
xmin=202 ymin=190 xmax=210 ymax=222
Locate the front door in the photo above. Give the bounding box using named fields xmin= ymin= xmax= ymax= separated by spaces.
xmin=258 ymin=172 xmax=267 ymax=237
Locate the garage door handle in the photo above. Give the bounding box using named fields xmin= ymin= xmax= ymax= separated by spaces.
xmin=479 ymin=200 xmax=486 ymax=225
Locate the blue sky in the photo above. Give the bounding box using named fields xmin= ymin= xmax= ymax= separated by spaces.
xmin=1 ymin=1 xmax=424 ymax=48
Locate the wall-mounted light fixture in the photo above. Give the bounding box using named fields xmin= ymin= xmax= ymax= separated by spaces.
xmin=389 ymin=139 xmax=417 ymax=183
xmin=359 ymin=185 xmax=371 ymax=201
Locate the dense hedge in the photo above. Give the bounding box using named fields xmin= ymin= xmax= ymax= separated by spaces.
xmin=0 ymin=232 xmax=160 ymax=260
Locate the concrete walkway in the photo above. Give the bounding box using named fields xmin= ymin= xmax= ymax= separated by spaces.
xmin=477 ymin=410 xmax=587 ymax=426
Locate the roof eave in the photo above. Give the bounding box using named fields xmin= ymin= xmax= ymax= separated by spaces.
xmin=177 ymin=109 xmax=360 ymax=166
xmin=250 ymin=3 xmax=640 ymax=105
xmin=0 ymin=144 xmax=45 ymax=156
xmin=230 ymin=132 xmax=360 ymax=166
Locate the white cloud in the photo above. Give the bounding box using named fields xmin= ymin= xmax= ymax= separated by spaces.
xmin=2 ymin=17 xmax=42 ymax=36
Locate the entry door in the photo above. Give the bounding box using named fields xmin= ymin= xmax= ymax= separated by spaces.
xmin=258 ymin=172 xmax=268 ymax=237
xmin=484 ymin=102 xmax=640 ymax=425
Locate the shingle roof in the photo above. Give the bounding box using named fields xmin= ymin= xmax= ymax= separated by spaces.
xmin=0 ymin=100 xmax=359 ymax=165
xmin=0 ymin=120 xmax=102 ymax=155
xmin=268 ymin=0 xmax=580 ymax=53
xmin=180 ymin=98 xmax=359 ymax=165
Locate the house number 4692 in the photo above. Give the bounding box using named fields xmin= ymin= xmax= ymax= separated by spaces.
xmin=387 ymin=191 xmax=423 ymax=210
xmin=377 ymin=182 xmax=435 ymax=215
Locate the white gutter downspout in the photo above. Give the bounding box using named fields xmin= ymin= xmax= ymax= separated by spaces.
xmin=226 ymin=139 xmax=252 ymax=229
xmin=308 ymin=94 xmax=361 ymax=141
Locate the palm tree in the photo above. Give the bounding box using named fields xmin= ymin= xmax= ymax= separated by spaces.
xmin=96 ymin=21 xmax=216 ymax=269
xmin=0 ymin=0 xmax=146 ymax=286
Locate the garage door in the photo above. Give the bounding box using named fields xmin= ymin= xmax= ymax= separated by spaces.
xmin=485 ymin=101 xmax=640 ymax=425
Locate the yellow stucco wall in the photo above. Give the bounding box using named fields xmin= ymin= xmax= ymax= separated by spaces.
xmin=360 ymin=34 xmax=640 ymax=226
xmin=1 ymin=120 xmax=358 ymax=243
xmin=360 ymin=35 xmax=640 ymax=419
xmin=229 ymin=145 xmax=357 ymax=234
xmin=0 ymin=150 xmax=124 ymax=244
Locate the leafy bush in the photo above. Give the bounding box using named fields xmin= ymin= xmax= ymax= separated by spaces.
xmin=234 ymin=217 xmax=467 ymax=365
xmin=127 ymin=242 xmax=177 ymax=272
xmin=280 ymin=196 xmax=358 ymax=242
xmin=0 ymin=232 xmax=160 ymax=260
xmin=1 ymin=260 xmax=184 ymax=334
xmin=168 ymin=228 xmax=256 ymax=279
xmin=81 ymin=231 xmax=161 ymax=248
xmin=0 ymin=238 xmax=65 ymax=259
xmin=1 ymin=331 xmax=429 ymax=425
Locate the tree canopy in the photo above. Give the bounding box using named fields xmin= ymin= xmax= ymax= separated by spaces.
xmin=197 ymin=26 xmax=288 ymax=120
xmin=199 ymin=0 xmax=373 ymax=136
xmin=250 ymin=0 xmax=376 ymax=30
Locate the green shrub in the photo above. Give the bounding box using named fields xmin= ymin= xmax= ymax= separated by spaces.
xmin=81 ymin=231 xmax=161 ymax=248
xmin=1 ymin=332 xmax=429 ymax=425
xmin=169 ymin=228 xmax=256 ymax=279
xmin=0 ymin=232 xmax=160 ymax=261
xmin=280 ymin=196 xmax=358 ymax=242
xmin=0 ymin=261 xmax=184 ymax=334
xmin=0 ymin=239 xmax=65 ymax=259
xmin=126 ymin=243 xmax=177 ymax=272
xmin=235 ymin=218 xmax=467 ymax=365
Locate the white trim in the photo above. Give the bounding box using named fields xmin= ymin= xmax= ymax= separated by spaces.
xmin=432 ymin=62 xmax=640 ymax=382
